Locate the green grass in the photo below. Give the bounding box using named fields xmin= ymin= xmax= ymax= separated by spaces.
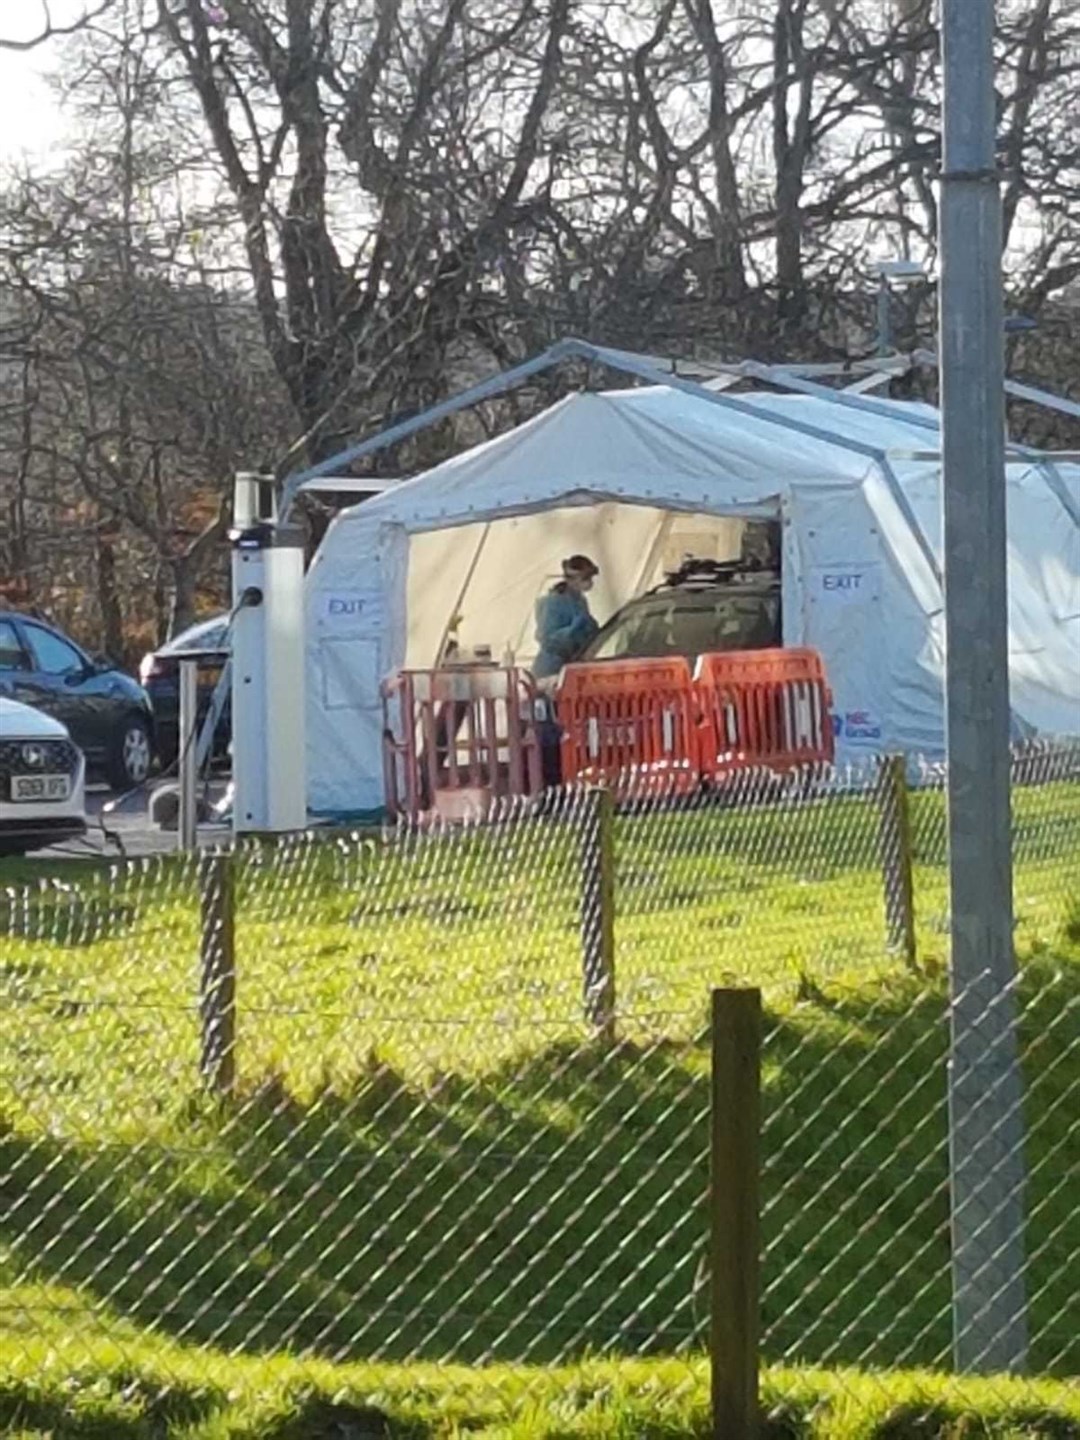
xmin=2 ymin=1340 xmax=1080 ymax=1437
xmin=1 ymin=777 xmax=1078 ymax=1434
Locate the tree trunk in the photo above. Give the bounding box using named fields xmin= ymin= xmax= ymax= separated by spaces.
xmin=6 ymin=354 xmax=36 ymax=606
xmin=153 ymin=561 xmax=170 ymax=646
xmin=772 ymin=4 xmax=805 ymax=323
xmin=775 ymin=168 xmax=805 ymax=321
xmin=94 ymin=520 xmax=126 ymax=662
xmin=168 ymin=558 xmax=199 ymax=640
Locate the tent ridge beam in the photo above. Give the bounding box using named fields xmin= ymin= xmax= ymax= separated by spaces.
xmin=911 ymin=346 xmax=1080 ymax=422
xmin=281 ymin=334 xmax=897 ymax=519
xmin=280 ymin=339 xmax=581 ymax=518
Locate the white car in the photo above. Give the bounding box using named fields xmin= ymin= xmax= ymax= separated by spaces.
xmin=0 ymin=697 xmax=87 ymax=856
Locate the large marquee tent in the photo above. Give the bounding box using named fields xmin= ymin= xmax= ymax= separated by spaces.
xmin=297 ymin=341 xmax=1079 ymax=818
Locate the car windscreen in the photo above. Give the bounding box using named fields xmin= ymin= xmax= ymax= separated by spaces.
xmin=587 ymin=591 xmax=781 ymax=661
xmin=162 ymin=619 xmax=229 ymax=654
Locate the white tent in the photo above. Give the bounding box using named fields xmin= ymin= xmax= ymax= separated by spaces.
xmin=304 ymin=380 xmax=1080 ymax=818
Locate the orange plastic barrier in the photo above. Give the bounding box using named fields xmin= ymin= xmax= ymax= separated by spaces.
xmin=556 ymin=657 xmax=700 ymax=796
xmin=387 ymin=649 xmax=834 ymax=814
xmin=695 ymin=647 xmax=834 ymax=775
xmin=383 ymin=666 xmax=543 ymax=819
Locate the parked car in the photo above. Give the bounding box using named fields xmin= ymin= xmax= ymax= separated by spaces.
xmin=0 ymin=697 xmax=87 ymax=855
xmin=581 ymin=557 xmax=782 ymax=664
xmin=138 ymin=614 xmax=231 ymax=767
xmin=0 ymin=612 xmax=155 ymax=791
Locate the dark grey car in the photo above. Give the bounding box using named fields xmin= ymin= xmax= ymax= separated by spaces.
xmin=581 ymin=559 xmax=782 ymax=664
xmin=0 ymin=612 xmax=156 ymax=791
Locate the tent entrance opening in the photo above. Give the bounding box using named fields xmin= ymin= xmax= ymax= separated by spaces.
xmin=404 ymin=505 xmax=782 ymax=673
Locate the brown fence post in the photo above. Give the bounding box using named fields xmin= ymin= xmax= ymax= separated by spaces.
xmin=711 ymin=986 xmax=762 ymax=1440
xmin=580 ymin=785 xmax=616 ymax=1043
xmin=877 ymin=754 xmax=917 ymax=969
xmin=200 ymin=851 xmax=236 ymax=1097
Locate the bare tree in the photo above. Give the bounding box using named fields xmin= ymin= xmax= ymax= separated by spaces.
xmin=0 ymin=0 xmax=113 ymax=50
xmin=143 ymin=0 xmax=576 ymax=467
xmin=1 ymin=1 xmax=292 ymax=650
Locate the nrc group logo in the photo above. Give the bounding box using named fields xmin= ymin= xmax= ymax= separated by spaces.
xmin=839 ymin=710 xmax=882 ymax=741
xmin=832 ymin=710 xmax=882 ymax=741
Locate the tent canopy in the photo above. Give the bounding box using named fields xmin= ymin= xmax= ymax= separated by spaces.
xmin=304 ymin=380 xmax=1079 ymax=817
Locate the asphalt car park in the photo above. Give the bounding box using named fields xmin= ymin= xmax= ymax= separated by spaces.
xmin=0 ymin=781 xmax=232 ymax=864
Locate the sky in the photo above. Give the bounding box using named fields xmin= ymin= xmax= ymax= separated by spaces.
xmin=0 ymin=2 xmax=83 ymax=165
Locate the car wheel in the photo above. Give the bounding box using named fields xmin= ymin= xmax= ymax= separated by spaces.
xmin=109 ymin=715 xmax=153 ymax=791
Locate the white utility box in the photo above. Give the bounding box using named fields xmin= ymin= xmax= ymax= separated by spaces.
xmin=229 ymin=473 xmax=307 ymax=834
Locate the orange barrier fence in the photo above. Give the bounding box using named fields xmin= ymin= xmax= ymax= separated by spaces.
xmin=556 ymin=657 xmax=700 ymax=798
xmin=556 ymin=647 xmax=833 ymax=791
xmin=382 ymin=667 xmax=543 ymax=819
xmin=695 ymin=647 xmax=834 ymax=776
xmin=382 ymin=649 xmax=834 ymax=817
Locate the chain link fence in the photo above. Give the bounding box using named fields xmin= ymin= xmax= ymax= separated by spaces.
xmin=1 ymin=742 xmax=1078 ymax=1431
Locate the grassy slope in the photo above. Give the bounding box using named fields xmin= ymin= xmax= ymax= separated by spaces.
xmin=1 ymin=779 xmax=1078 ymax=1436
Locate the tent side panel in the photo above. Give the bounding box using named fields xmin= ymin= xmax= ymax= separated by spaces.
xmin=788 ymin=482 xmax=932 ymax=758
xmin=1003 ymin=469 xmax=1080 ymax=737
xmin=306 ymin=518 xmax=408 ymax=815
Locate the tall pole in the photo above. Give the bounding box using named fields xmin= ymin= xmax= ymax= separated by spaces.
xmin=939 ymin=0 xmax=1028 ymax=1374
xmin=178 ymin=657 xmax=199 ymax=853
xmin=876 ymin=274 xmax=892 ymax=356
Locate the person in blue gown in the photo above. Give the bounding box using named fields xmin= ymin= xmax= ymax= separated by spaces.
xmin=533 ymin=555 xmax=601 ymax=680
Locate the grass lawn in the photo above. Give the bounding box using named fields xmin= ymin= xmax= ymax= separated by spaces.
xmin=1 ymin=775 xmax=1078 ymax=1434
xmin=3 ymin=1339 xmax=1080 ymax=1437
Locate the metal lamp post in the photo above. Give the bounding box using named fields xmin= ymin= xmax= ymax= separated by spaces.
xmin=939 ymin=0 xmax=1029 ymax=1375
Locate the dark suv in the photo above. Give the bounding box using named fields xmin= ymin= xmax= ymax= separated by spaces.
xmin=581 ymin=558 xmax=782 ymax=664
xmin=0 ymin=611 xmax=156 ymax=791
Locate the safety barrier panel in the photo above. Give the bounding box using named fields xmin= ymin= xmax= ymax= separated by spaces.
xmin=385 ymin=649 xmax=833 ymax=814
xmin=556 ymin=657 xmax=700 ymax=796
xmin=695 ymin=647 xmax=834 ymax=775
xmin=555 ymin=648 xmax=833 ymax=792
xmin=382 ymin=666 xmax=544 ymax=819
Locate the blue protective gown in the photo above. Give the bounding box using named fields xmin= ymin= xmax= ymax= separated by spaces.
xmin=533 ymin=585 xmax=599 ymax=679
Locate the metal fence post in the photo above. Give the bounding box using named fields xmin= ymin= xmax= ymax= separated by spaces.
xmin=178 ymin=657 xmax=200 ymax=852
xmin=878 ymin=754 xmax=917 ymax=969
xmin=200 ymin=851 xmax=236 ymax=1097
xmin=580 ymin=785 xmax=616 ymax=1043
xmin=711 ymin=987 xmax=762 ymax=1440
xmin=940 ymin=0 xmax=1029 ymax=1373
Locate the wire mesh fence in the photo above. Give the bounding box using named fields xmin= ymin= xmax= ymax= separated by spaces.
xmin=1 ymin=741 xmax=1078 ymax=1430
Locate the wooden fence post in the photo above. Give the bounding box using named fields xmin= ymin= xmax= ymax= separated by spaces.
xmin=580 ymin=785 xmax=616 ymax=1043
xmin=711 ymin=987 xmax=762 ymax=1440
xmin=199 ymin=851 xmax=236 ymax=1097
xmin=878 ymin=754 xmax=917 ymax=969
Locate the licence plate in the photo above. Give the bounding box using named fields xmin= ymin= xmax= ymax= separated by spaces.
xmin=12 ymin=774 xmax=71 ymax=802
